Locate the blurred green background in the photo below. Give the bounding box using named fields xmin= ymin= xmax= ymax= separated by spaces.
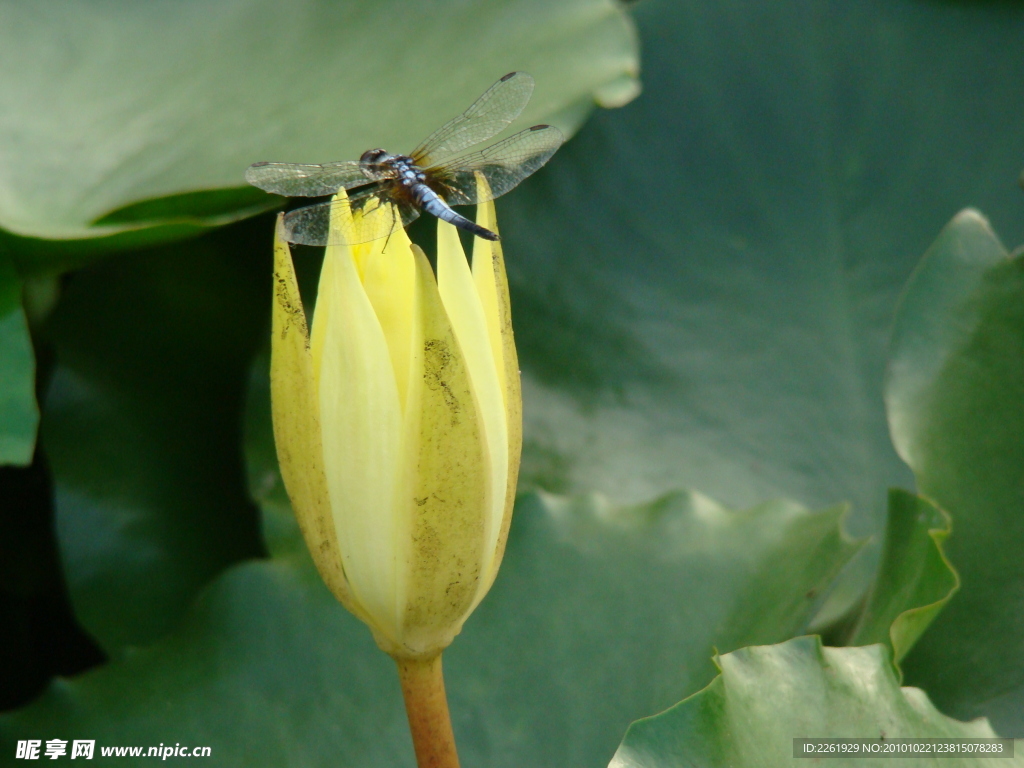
xmin=1 ymin=0 xmax=1023 ymax=766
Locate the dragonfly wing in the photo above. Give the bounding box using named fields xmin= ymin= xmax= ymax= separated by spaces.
xmin=410 ymin=72 xmax=535 ymax=168
xmin=245 ymin=160 xmax=394 ymax=197
xmin=428 ymin=124 xmax=564 ymax=205
xmin=281 ymin=191 xmax=420 ymax=246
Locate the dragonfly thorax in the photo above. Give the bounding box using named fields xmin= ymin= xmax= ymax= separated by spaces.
xmin=394 ymin=157 xmax=428 ymax=188
xmin=360 ymin=149 xmax=426 ymax=187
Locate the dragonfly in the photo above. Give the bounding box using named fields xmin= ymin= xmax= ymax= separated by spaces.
xmin=245 ymin=72 xmax=564 ymax=246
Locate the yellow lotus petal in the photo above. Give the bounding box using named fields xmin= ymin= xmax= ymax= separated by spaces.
xmin=359 ymin=226 xmax=416 ymax=412
xmin=349 ymin=197 xmax=396 ymax=279
xmin=314 ymin=195 xmax=403 ymax=641
xmin=472 ymin=199 xmax=522 ymax=595
xmin=269 ymin=215 xmax=367 ymax=622
xmin=436 ymin=220 xmax=508 ymax=602
xmin=308 ymin=230 xmax=336 ymax=393
xmin=472 ymin=199 xmax=509 ymax=397
xmin=386 ymin=244 xmax=490 ymax=659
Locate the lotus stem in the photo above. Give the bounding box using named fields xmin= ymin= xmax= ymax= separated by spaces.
xmin=396 ymin=654 xmax=460 ymax=768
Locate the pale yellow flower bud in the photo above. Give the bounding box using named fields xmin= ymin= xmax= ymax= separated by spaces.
xmin=269 ymin=190 xmax=521 ymax=660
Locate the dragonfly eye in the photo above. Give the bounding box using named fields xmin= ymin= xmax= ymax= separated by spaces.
xmin=360 ymin=148 xmax=388 ymax=165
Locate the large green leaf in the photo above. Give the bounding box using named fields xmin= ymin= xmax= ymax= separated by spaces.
xmin=39 ymin=223 xmax=269 ymax=653
xmin=2 ymin=0 xmax=637 ymax=265
xmin=0 ymin=372 xmax=860 ymax=767
xmin=0 ymin=255 xmax=37 ymax=465
xmin=611 ymin=636 xmax=1019 ymax=768
xmin=886 ymin=211 xmax=1024 ymax=727
xmin=499 ymin=0 xmax=1024 ymax=547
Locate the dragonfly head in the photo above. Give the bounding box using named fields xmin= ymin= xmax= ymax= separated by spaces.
xmin=360 ymin=148 xmax=390 ymax=166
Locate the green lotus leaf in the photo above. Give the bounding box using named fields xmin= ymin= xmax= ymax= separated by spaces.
xmin=886 ymin=210 xmax=1024 ymax=729
xmin=841 ymin=489 xmax=958 ymax=666
xmin=2 ymin=0 xmax=637 ymax=271
xmin=497 ymin=0 xmax=1024 ymax=627
xmin=39 ymin=224 xmax=269 ymax=653
xmin=611 ymin=636 xmax=1019 ymax=768
xmin=0 ymin=255 xmax=37 ymax=465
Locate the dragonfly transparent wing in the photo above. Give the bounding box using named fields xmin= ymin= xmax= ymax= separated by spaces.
xmin=281 ymin=189 xmax=420 ymax=246
xmin=428 ymin=124 xmax=564 ymax=205
xmin=245 ymin=160 xmax=395 ymax=197
xmin=410 ymin=72 xmax=535 ymax=168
